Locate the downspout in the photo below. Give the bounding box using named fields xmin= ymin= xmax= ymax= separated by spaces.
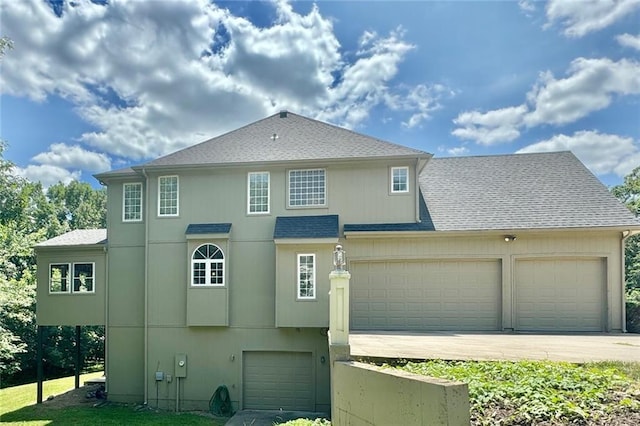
xmin=143 ymin=168 xmax=150 ymax=405
xmin=621 ymin=230 xmax=640 ymax=333
xmin=103 ymin=244 xmax=108 ymax=392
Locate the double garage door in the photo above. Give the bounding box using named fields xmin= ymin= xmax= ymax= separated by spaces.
xmin=351 ymin=257 xmax=605 ymax=332
xmin=243 ymin=351 xmax=314 ymax=411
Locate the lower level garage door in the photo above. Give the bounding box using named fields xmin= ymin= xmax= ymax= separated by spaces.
xmin=243 ymin=351 xmax=313 ymax=411
xmin=515 ymin=258 xmax=605 ymax=331
xmin=351 ymin=259 xmax=501 ymax=331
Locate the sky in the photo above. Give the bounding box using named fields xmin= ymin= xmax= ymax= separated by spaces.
xmin=1 ymin=0 xmax=639 ymax=189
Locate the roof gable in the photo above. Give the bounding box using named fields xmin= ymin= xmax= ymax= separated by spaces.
xmin=419 ymin=151 xmax=640 ymax=231
xmin=142 ymin=112 xmax=429 ymax=169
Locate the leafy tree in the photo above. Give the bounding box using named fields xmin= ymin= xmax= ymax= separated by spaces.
xmin=0 ymin=36 xmax=12 ymax=58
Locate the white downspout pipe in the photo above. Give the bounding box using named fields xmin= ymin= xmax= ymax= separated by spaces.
xmin=621 ymin=230 xmax=640 ymax=333
xmin=143 ymin=169 xmax=150 ymax=405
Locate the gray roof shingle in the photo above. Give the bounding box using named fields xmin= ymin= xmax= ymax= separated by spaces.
xmin=37 ymin=229 xmax=107 ymax=247
xmin=185 ymin=223 xmax=232 ymax=235
xmin=274 ymin=215 xmax=339 ymax=239
xmin=140 ymin=112 xmax=429 ymax=169
xmin=419 ymin=151 xmax=640 ymax=231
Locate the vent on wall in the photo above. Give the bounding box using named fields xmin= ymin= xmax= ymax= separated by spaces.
xmin=280 ymin=110 xmax=288 ymax=118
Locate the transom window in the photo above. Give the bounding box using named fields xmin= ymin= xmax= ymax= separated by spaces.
xmin=50 ymin=263 xmax=95 ymax=294
xmin=297 ymin=254 xmax=316 ymax=299
xmin=158 ymin=175 xmax=179 ymax=216
xmin=289 ymin=169 xmax=326 ymax=207
xmin=123 ymin=182 xmax=143 ymax=222
xmin=248 ymin=172 xmax=270 ymax=214
xmin=391 ymin=167 xmax=409 ymax=193
xmin=191 ymin=244 xmax=225 ymax=286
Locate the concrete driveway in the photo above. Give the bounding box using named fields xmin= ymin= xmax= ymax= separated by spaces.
xmin=350 ymin=331 xmax=640 ymax=363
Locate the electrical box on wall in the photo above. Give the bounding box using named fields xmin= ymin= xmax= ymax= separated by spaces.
xmin=175 ymin=353 xmax=187 ymax=378
xmin=155 ymin=371 xmax=164 ymax=381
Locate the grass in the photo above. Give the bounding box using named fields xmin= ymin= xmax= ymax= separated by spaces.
xmin=394 ymin=360 xmax=640 ymax=425
xmin=0 ymin=373 xmax=223 ymax=425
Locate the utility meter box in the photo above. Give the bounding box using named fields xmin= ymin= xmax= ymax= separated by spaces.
xmin=175 ymin=354 xmax=187 ymax=378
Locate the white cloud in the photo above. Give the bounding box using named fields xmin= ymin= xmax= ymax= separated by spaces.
xmin=451 ymin=105 xmax=528 ymax=145
xmin=0 ymin=0 xmax=440 ymax=162
xmin=517 ymin=130 xmax=640 ymax=177
xmin=452 ymin=58 xmax=640 ymax=145
xmin=14 ymin=164 xmax=81 ymax=188
xmin=617 ymin=33 xmax=640 ymax=50
xmin=32 ymin=143 xmax=111 ymax=172
xmin=447 ymin=146 xmax=469 ymax=156
xmin=518 ymin=0 xmax=536 ymax=13
xmin=545 ymin=0 xmax=640 ymax=38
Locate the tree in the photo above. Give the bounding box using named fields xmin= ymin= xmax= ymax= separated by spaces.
xmin=0 ymin=36 xmax=12 ymax=58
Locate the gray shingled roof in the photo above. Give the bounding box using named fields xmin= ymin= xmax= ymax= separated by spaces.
xmin=141 ymin=112 xmax=429 ymax=168
xmin=185 ymin=223 xmax=232 ymax=234
xmin=37 ymin=229 xmax=107 ymax=247
xmin=274 ymin=215 xmax=339 ymax=239
xmin=419 ymin=151 xmax=640 ymax=231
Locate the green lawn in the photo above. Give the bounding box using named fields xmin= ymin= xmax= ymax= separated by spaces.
xmin=0 ymin=373 xmax=223 ymax=425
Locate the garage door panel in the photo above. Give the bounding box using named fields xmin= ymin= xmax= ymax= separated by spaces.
xmin=351 ymin=259 xmax=501 ymax=331
xmin=515 ymin=258 xmax=605 ymax=332
xmin=243 ymin=351 xmax=313 ymax=411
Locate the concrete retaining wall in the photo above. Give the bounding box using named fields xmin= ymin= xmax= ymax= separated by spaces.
xmin=332 ymin=361 xmax=469 ymax=426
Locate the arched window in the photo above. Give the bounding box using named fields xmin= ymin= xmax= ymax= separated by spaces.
xmin=191 ymin=244 xmax=224 ymax=286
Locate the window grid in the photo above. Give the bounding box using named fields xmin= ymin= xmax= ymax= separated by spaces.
xmin=123 ymin=183 xmax=143 ymax=222
xmin=158 ymin=176 xmax=179 ymax=216
xmin=191 ymin=244 xmax=225 ymax=286
xmin=49 ymin=263 xmax=70 ymax=293
xmin=297 ymin=254 xmax=316 ymax=299
xmin=391 ymin=167 xmax=409 ymax=193
xmin=49 ymin=263 xmax=95 ymax=294
xmin=289 ymin=169 xmax=326 ymax=207
xmin=248 ymin=172 xmax=270 ymax=214
xmin=73 ymin=263 xmax=95 ymax=292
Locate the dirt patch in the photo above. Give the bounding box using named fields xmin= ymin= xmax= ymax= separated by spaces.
xmin=41 ymin=384 xmax=107 ymax=409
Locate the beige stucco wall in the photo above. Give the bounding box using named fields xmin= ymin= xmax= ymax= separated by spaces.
xmin=332 ymin=361 xmax=470 ymax=426
xmin=36 ymin=246 xmax=106 ymax=326
xmin=346 ymin=230 xmax=625 ymax=331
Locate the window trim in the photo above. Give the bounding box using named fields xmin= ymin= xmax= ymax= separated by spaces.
xmin=190 ymin=243 xmax=225 ymax=287
xmin=247 ymin=171 xmax=270 ymax=215
xmin=72 ymin=262 xmax=96 ymax=294
xmin=49 ymin=262 xmax=95 ymax=294
xmin=49 ymin=263 xmax=71 ymax=294
xmin=122 ymin=182 xmax=143 ymax=222
xmin=390 ymin=166 xmax=410 ymax=194
xmin=287 ymin=168 xmax=327 ymax=208
xmin=158 ymin=175 xmax=179 ymax=217
xmin=297 ymin=253 xmax=316 ymax=300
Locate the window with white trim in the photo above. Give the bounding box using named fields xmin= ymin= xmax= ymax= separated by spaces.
xmin=391 ymin=166 xmax=409 ymax=193
xmin=191 ymin=244 xmax=225 ymax=286
xmin=297 ymin=254 xmax=316 ymax=299
xmin=289 ymin=169 xmax=326 ymax=207
xmin=248 ymin=172 xmax=270 ymax=214
xmin=49 ymin=263 xmax=95 ymax=294
xmin=123 ymin=182 xmax=143 ymax=222
xmin=158 ymin=176 xmax=179 ymax=216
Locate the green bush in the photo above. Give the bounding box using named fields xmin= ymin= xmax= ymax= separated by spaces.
xmin=627 ymin=289 xmax=640 ymax=333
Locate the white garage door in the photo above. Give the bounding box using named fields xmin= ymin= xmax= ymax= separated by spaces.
xmin=243 ymin=351 xmax=314 ymax=411
xmin=515 ymin=258 xmax=605 ymax=331
xmin=351 ymin=259 xmax=502 ymax=331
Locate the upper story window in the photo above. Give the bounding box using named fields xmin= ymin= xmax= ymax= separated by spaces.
xmin=123 ymin=182 xmax=143 ymax=222
xmin=297 ymin=253 xmax=316 ymax=299
xmin=248 ymin=172 xmax=270 ymax=214
xmin=289 ymin=169 xmax=326 ymax=207
xmin=191 ymin=244 xmax=225 ymax=286
xmin=50 ymin=263 xmax=95 ymax=294
xmin=391 ymin=166 xmax=409 ymax=193
xmin=158 ymin=175 xmax=179 ymax=216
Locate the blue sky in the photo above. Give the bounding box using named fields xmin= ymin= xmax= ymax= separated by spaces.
xmin=1 ymin=0 xmax=639 ymax=188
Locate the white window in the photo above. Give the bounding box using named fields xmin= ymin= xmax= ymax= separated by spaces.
xmin=123 ymin=182 xmax=143 ymax=222
xmin=391 ymin=167 xmax=409 ymax=193
xmin=248 ymin=172 xmax=270 ymax=214
xmin=297 ymin=254 xmax=316 ymax=299
xmin=191 ymin=244 xmax=225 ymax=286
xmin=158 ymin=175 xmax=179 ymax=216
xmin=289 ymin=169 xmax=326 ymax=207
xmin=49 ymin=263 xmax=95 ymax=294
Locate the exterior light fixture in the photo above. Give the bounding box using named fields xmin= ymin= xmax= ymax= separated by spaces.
xmin=504 ymin=235 xmax=517 ymax=242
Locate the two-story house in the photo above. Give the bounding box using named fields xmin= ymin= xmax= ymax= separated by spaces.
xmin=36 ymin=111 xmax=640 ymax=412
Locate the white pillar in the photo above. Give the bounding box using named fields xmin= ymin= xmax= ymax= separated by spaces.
xmin=329 ymin=270 xmax=351 ymax=346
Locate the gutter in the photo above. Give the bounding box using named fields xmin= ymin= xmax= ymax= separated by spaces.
xmin=143 ymin=168 xmax=150 ymax=405
xmin=621 ymin=230 xmax=640 ymax=333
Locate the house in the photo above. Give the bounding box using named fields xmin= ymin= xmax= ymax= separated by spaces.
xmin=35 ymin=111 xmax=640 ymax=411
